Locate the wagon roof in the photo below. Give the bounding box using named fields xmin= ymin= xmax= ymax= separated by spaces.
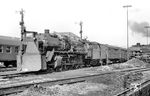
xmin=103 ymin=44 xmax=127 ymax=50
xmin=0 ymin=36 xmax=20 ymax=46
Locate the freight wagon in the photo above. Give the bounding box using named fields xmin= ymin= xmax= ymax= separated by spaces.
xmin=101 ymin=44 xmax=127 ymax=64
xmin=84 ymin=43 xmax=128 ymax=66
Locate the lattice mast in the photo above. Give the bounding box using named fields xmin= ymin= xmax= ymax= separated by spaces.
xmin=19 ymin=9 xmax=26 ymax=42
xmin=18 ymin=9 xmax=26 ymax=61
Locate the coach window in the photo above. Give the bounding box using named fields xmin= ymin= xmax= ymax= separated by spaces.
xmin=15 ymin=46 xmax=19 ymax=53
xmin=0 ymin=45 xmax=3 ymax=53
xmin=6 ymin=46 xmax=11 ymax=53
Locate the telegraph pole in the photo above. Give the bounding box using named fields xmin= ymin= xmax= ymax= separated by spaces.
xmin=79 ymin=21 xmax=83 ymax=39
xmin=123 ymin=5 xmax=132 ymax=60
xmin=144 ymin=26 xmax=150 ymax=45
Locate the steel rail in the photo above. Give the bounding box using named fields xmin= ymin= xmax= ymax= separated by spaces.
xmin=0 ymin=67 xmax=150 ymax=95
xmin=115 ymin=69 xmax=150 ymax=96
xmin=115 ymin=80 xmax=150 ymax=96
xmin=128 ymin=79 xmax=150 ymax=96
xmin=0 ymin=67 xmax=16 ymax=72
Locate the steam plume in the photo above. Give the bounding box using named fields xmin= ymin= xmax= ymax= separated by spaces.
xmin=129 ymin=21 xmax=150 ymax=37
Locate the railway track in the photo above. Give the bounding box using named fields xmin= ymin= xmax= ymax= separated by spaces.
xmin=0 ymin=67 xmax=16 ymax=72
xmin=114 ymin=67 xmax=150 ymax=96
xmin=0 ymin=66 xmax=150 ymax=96
xmin=0 ymin=66 xmax=147 ymax=81
xmin=115 ymin=78 xmax=150 ymax=96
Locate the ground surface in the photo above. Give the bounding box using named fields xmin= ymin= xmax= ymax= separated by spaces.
xmin=4 ymin=58 xmax=150 ymax=96
xmin=10 ymin=73 xmax=125 ymax=96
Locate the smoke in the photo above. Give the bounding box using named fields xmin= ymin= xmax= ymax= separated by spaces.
xmin=129 ymin=21 xmax=150 ymax=37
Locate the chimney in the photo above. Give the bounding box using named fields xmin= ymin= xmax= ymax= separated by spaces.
xmin=44 ymin=29 xmax=50 ymax=34
xmin=136 ymin=43 xmax=140 ymax=46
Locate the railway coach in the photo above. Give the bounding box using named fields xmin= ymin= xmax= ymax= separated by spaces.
xmin=0 ymin=36 xmax=20 ymax=67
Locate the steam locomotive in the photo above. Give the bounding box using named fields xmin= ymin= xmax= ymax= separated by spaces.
xmin=0 ymin=10 xmax=129 ymax=72
xmin=14 ymin=28 xmax=129 ymax=72
xmin=0 ymin=30 xmax=128 ymax=72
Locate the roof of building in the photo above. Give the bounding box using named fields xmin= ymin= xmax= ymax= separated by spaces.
xmin=0 ymin=36 xmax=20 ymax=46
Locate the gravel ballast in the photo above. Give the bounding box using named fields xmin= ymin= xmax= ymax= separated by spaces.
xmin=7 ymin=58 xmax=149 ymax=96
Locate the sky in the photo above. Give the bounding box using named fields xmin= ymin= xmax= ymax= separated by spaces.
xmin=0 ymin=0 xmax=150 ymax=48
